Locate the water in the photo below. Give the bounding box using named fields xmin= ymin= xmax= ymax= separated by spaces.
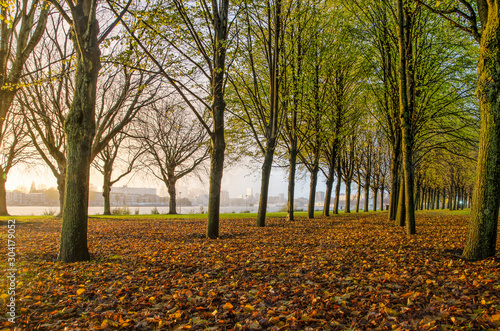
xmin=6 ymin=205 xmax=285 ymax=216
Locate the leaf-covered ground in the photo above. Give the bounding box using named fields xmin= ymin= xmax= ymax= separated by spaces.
xmin=2 ymin=212 xmax=500 ymax=330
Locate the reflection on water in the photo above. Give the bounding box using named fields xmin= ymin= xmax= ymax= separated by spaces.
xmin=6 ymin=205 xmax=284 ymax=216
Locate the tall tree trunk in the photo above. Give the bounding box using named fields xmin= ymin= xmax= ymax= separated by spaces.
xmin=168 ymin=176 xmax=177 ymax=214
xmin=257 ymin=145 xmax=275 ymax=227
xmin=56 ymin=175 xmax=65 ymax=217
xmin=102 ymin=179 xmax=111 ymax=216
xmin=308 ymin=165 xmax=319 ymax=219
xmin=435 ymin=188 xmax=440 ymax=210
xmin=102 ymin=161 xmax=112 ymax=215
xmin=323 ymin=159 xmax=336 ymax=217
xmin=363 ymin=178 xmax=370 ymax=212
xmin=206 ymin=115 xmax=225 ymax=239
xmin=388 ymin=141 xmax=401 ymax=220
xmin=452 ymin=187 xmax=459 ymax=210
xmin=373 ymin=187 xmax=378 ymax=212
xmin=441 ymin=188 xmax=446 ymax=209
xmin=380 ymin=185 xmax=385 ymax=211
xmin=345 ymin=180 xmax=352 ymax=213
xmin=333 ymin=163 xmax=341 ymax=214
xmin=397 ymin=0 xmax=415 ymax=235
xmin=0 ymin=167 xmax=8 ymax=216
xmin=414 ymin=181 xmax=420 ymax=211
xmin=206 ymin=2 xmax=228 ymax=239
xmin=356 ymin=172 xmax=361 ymax=213
xmin=286 ymin=145 xmax=297 ymax=221
xmin=58 ymin=4 xmax=101 ymax=262
xmin=396 ymin=178 xmax=405 ymax=227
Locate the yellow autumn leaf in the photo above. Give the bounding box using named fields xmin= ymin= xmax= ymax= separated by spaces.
xmin=223 ymin=302 xmax=233 ymax=310
xmin=76 ymin=288 xmax=85 ymax=296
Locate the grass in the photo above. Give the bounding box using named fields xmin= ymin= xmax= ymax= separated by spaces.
xmin=0 ymin=208 xmax=471 ymax=221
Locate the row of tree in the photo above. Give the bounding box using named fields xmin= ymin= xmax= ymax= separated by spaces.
xmin=0 ymin=0 xmax=496 ymax=262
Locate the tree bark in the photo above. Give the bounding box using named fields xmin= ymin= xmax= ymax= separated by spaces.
xmin=397 ymin=0 xmax=415 ymax=235
xmin=441 ymin=188 xmax=446 ymax=209
xmin=58 ymin=3 xmax=100 ymax=262
xmin=363 ymin=178 xmax=370 ymax=212
xmin=380 ymin=185 xmax=385 ymax=211
xmin=168 ymin=176 xmax=177 ymax=214
xmin=102 ymin=161 xmax=112 ymax=215
xmin=286 ymin=145 xmax=297 ymax=221
xmin=373 ymin=187 xmax=378 ymax=212
xmin=0 ymin=168 xmax=8 ymax=216
xmin=206 ymin=2 xmax=228 ymax=239
xmin=435 ymin=188 xmax=440 ymax=210
xmin=345 ymin=180 xmax=352 ymax=213
xmin=396 ymin=178 xmax=405 ymax=227
xmin=257 ymin=144 xmax=275 ymax=227
xmin=356 ymin=171 xmax=361 ymax=213
xmin=307 ymin=165 xmax=319 ymax=219
xmin=388 ymin=140 xmax=401 ymax=220
xmin=323 ymin=159 xmax=336 ymax=217
xmin=333 ymin=163 xmax=341 ymax=214
xmin=206 ymin=104 xmax=225 ymax=238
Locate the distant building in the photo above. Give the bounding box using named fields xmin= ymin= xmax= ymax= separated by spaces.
xmin=111 ymin=186 xmax=156 ymax=196
xmin=316 ymin=191 xmax=325 ymax=202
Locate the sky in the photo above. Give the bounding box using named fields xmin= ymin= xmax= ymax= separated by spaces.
xmin=7 ymin=159 xmax=322 ymax=199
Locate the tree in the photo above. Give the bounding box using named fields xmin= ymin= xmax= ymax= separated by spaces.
xmin=114 ymin=0 xmax=232 ymax=238
xmin=414 ymin=0 xmax=498 ymax=260
xmin=93 ymin=133 xmax=143 ymax=215
xmin=0 ymin=111 xmax=32 ymax=215
xmin=19 ymin=19 xmax=157 ymax=216
xmin=229 ymin=0 xmax=285 ymax=227
xmin=44 ymin=0 xmax=131 ymax=261
xmin=0 ymin=0 xmax=48 ymax=131
xmin=134 ymin=104 xmax=209 ymax=214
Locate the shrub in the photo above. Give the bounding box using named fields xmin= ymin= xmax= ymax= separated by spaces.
xmin=112 ymin=207 xmax=131 ymax=215
xmin=151 ymin=207 xmax=160 ymax=215
xmin=43 ymin=208 xmax=56 ymax=216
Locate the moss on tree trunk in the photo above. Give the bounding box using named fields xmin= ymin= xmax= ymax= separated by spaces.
xmin=57 ymin=2 xmax=100 ymax=262
xmin=462 ymin=10 xmax=500 ymax=259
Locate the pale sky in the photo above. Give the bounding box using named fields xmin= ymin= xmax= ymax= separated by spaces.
xmin=7 ymin=160 xmax=319 ymax=199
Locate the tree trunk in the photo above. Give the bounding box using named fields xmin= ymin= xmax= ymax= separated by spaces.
xmin=388 ymin=141 xmax=401 ymax=220
xmin=453 ymin=188 xmax=457 ymax=210
xmin=323 ymin=160 xmax=335 ymax=217
xmin=397 ymin=0 xmax=415 ymax=235
xmin=333 ymin=163 xmax=341 ymax=214
xmin=430 ymin=188 xmax=435 ymax=210
xmin=373 ymin=187 xmax=378 ymax=212
xmin=206 ymin=114 xmax=225 ymax=239
xmin=102 ymin=162 xmax=112 ymax=215
xmin=168 ymin=177 xmax=177 ymax=214
xmin=414 ymin=181 xmax=420 ymax=211
xmin=435 ymin=188 xmax=440 ymax=210
xmin=396 ymin=178 xmax=405 ymax=227
xmin=102 ymin=181 xmax=111 ymax=216
xmin=257 ymin=144 xmax=275 ymax=227
xmin=56 ymin=175 xmax=65 ymax=217
xmin=0 ymin=167 xmax=8 ymax=216
xmin=57 ymin=5 xmax=100 ymax=262
xmin=380 ymin=185 xmax=385 ymax=211
xmin=206 ymin=3 xmax=228 ymax=239
xmin=345 ymin=180 xmax=352 ymax=213
xmin=363 ymin=178 xmax=370 ymax=212
xmin=441 ymin=188 xmax=446 ymax=209
xmin=307 ymin=165 xmax=319 ymax=219
xmin=356 ymin=172 xmax=361 ymax=213
xmin=286 ymin=145 xmax=297 ymax=221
